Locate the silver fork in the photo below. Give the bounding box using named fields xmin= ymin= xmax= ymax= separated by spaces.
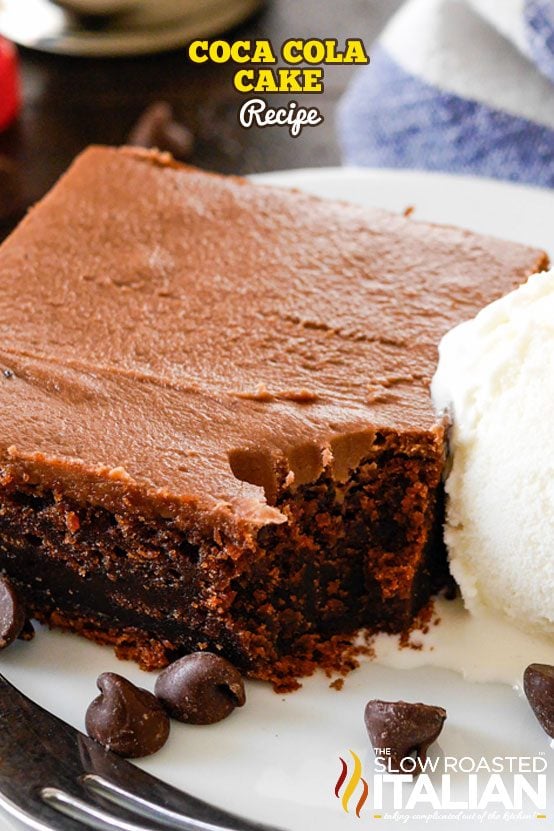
xmin=0 ymin=673 xmax=286 ymax=831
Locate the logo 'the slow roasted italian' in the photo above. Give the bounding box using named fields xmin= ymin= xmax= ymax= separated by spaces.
xmin=335 ymin=750 xmax=369 ymax=818
xmin=333 ymin=750 xmax=548 ymax=820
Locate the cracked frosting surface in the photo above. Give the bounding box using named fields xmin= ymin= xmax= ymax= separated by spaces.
xmin=0 ymin=146 xmax=547 ymax=521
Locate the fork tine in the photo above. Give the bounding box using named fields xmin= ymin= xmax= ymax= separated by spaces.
xmin=82 ymin=774 xmax=241 ymax=831
xmin=0 ymin=790 xmax=85 ymax=831
xmin=78 ymin=735 xmax=285 ymax=831
xmin=42 ymin=787 xmax=155 ymax=831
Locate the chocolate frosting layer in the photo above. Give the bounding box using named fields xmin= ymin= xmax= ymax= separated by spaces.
xmin=0 ymin=147 xmax=547 ymax=524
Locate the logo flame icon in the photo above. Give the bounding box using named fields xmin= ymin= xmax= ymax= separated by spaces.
xmin=334 ymin=750 xmax=369 ymax=818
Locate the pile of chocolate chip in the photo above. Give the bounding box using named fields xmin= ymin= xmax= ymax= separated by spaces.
xmin=85 ymin=653 xmax=246 ymax=759
xmin=0 ymin=575 xmax=245 ymax=759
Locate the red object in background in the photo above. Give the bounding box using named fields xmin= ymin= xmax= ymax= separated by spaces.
xmin=0 ymin=38 xmax=20 ymax=132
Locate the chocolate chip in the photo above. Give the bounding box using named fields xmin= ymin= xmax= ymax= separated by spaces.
xmin=0 ymin=576 xmax=26 ymax=649
xmin=128 ymin=101 xmax=194 ymax=161
xmin=155 ymin=652 xmax=245 ymax=725
xmin=524 ymin=663 xmax=554 ymax=738
xmin=364 ymin=699 xmax=446 ymax=774
xmin=86 ymin=673 xmax=170 ymax=758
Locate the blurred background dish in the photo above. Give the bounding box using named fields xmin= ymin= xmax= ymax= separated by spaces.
xmin=0 ymin=0 xmax=265 ymax=56
xmin=53 ymin=0 xmax=145 ymax=16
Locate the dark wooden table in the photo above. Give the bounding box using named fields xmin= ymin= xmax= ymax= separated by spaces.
xmin=0 ymin=0 xmax=401 ymax=241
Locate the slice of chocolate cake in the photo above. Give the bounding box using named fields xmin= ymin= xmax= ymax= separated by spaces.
xmin=0 ymin=147 xmax=547 ymax=687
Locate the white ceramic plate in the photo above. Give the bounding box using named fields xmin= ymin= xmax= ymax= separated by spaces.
xmin=2 ymin=168 xmax=554 ymax=831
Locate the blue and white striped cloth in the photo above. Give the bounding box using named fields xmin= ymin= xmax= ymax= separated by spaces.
xmin=338 ymin=0 xmax=554 ymax=187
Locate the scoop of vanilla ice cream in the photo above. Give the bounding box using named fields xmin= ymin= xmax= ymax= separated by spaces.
xmin=432 ymin=268 xmax=554 ymax=636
